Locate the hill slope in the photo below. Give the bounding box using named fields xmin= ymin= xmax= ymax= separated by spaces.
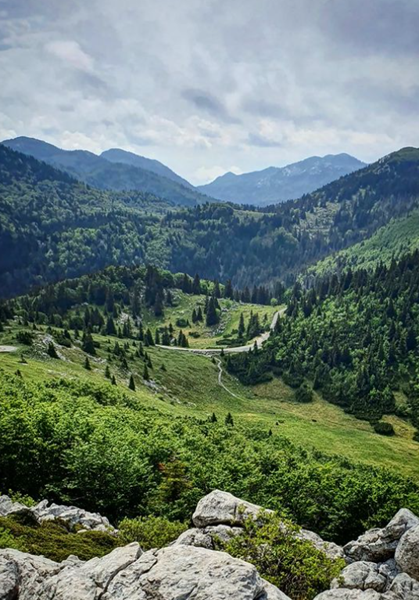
xmin=2 ymin=144 xmax=419 ymax=296
xmin=101 ymin=147 xmax=193 ymax=189
xmin=2 ymin=137 xmax=208 ymax=207
xmin=198 ymin=153 xmax=366 ymax=206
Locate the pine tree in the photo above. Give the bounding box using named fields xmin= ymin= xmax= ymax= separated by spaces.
xmin=84 ymin=356 xmax=91 ymax=370
xmin=155 ymin=330 xmax=161 ymax=345
xmin=206 ymin=297 xmax=218 ymax=326
xmin=238 ymin=313 xmax=245 ymax=338
xmin=111 ymin=375 xmax=117 ymax=385
xmin=192 ymin=274 xmax=201 ymax=295
xmin=145 ymin=328 xmax=155 ymax=346
xmin=143 ymin=363 xmax=150 ymax=380
xmin=46 ymin=342 xmax=58 ymax=358
xmin=82 ymin=332 xmax=96 ymax=356
xmin=225 ymin=412 xmax=234 ymax=426
xmin=104 ymin=365 xmax=111 ymax=379
xmin=210 ymin=412 xmax=217 ymax=423
xmin=197 ymin=306 xmax=203 ymax=322
xmin=224 ymin=279 xmax=234 ymax=299
xmin=128 ymin=374 xmax=136 ymax=391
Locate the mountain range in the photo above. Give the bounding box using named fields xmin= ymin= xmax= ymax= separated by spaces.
xmin=2 ymin=136 xmax=367 ymax=208
xmin=1 ymin=141 xmax=419 ymax=298
xmin=198 ymin=153 xmax=367 ymax=206
xmin=2 ymin=137 xmax=207 ymax=207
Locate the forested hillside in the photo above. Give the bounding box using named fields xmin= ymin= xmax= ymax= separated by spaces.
xmin=2 ymin=137 xmax=208 ymax=207
xmin=227 ymin=250 xmax=419 ymax=439
xmin=198 ymin=153 xmax=366 ymax=206
xmin=2 ymin=145 xmax=419 ymax=297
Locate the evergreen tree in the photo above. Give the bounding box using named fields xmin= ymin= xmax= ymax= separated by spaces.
xmin=238 ymin=313 xmax=245 ymax=338
xmin=104 ymin=365 xmax=111 ymax=379
xmin=82 ymin=332 xmax=96 ymax=355
xmin=143 ymin=363 xmax=150 ymax=380
xmin=206 ymin=296 xmax=218 ymax=326
xmin=47 ymin=342 xmax=59 ymax=359
xmin=210 ymin=412 xmax=217 ymax=423
xmin=225 ymin=412 xmax=234 ymax=426
xmin=111 ymin=375 xmax=117 ymax=385
xmin=128 ymin=374 xmax=136 ymax=391
xmin=84 ymin=356 xmax=91 ymax=370
xmin=145 ymin=328 xmax=155 ymax=346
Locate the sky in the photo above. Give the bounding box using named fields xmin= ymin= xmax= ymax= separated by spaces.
xmin=0 ymin=0 xmax=418 ymax=185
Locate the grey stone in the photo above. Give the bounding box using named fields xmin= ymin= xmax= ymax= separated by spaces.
xmin=174 ymin=524 xmax=242 ymax=549
xmin=331 ymin=561 xmax=387 ymax=593
xmin=0 ymin=549 xmax=61 ymax=600
xmin=395 ymin=524 xmax=419 ymax=580
xmin=344 ymin=509 xmax=419 ymax=564
xmin=192 ymin=489 xmax=269 ymax=527
xmin=314 ymin=589 xmax=384 ymax=600
xmin=0 ymin=495 xmax=116 ymax=533
xmin=105 ymin=544 xmax=289 ymax=600
xmin=389 ymin=573 xmax=419 ymax=600
xmin=300 ymin=529 xmax=345 ymax=561
xmin=0 ymin=556 xmax=18 ymax=600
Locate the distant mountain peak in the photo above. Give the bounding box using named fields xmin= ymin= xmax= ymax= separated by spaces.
xmin=101 ymin=147 xmax=193 ymax=189
xmin=198 ymin=153 xmax=367 ymax=206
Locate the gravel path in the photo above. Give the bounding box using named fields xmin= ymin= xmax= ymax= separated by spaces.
xmin=0 ymin=345 xmax=18 ymax=353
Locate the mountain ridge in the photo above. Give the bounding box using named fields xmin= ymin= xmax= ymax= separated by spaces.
xmin=198 ymin=153 xmax=367 ymax=206
xmin=1 ymin=136 xmax=209 ymax=207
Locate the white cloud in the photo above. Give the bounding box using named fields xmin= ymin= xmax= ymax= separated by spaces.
xmin=45 ymin=40 xmax=94 ymax=73
xmin=0 ymin=0 xmax=419 ymax=179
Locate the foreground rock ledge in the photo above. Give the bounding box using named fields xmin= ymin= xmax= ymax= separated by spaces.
xmin=1 ymin=490 xmax=418 ymax=600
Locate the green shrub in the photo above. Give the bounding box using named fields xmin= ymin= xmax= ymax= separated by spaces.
xmin=295 ymin=383 xmax=314 ymax=403
xmin=0 ymin=526 xmax=24 ymax=551
xmin=16 ymin=331 xmax=34 ymax=345
xmin=373 ymin=421 xmax=395 ymax=436
xmin=0 ymin=515 xmax=118 ymax=562
xmin=118 ymin=515 xmax=188 ymax=550
xmin=221 ymin=512 xmax=344 ymax=600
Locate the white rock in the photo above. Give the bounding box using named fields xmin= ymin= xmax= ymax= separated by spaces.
xmin=192 ymin=489 xmax=268 ymax=527
xmin=395 ymin=524 xmax=419 ymax=580
xmin=105 ymin=544 xmax=289 ymax=600
xmin=0 ymin=556 xmax=18 ymax=600
xmin=331 ymin=561 xmax=387 ymax=593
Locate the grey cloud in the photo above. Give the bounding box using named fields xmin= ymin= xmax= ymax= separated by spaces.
xmin=0 ymin=0 xmax=418 ymax=179
xmin=247 ymin=133 xmax=283 ymax=148
xmin=182 ymin=88 xmax=240 ymax=124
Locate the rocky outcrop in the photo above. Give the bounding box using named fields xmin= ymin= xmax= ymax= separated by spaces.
xmin=0 ymin=495 xmax=115 ymax=533
xmin=0 ymin=491 xmax=418 ymax=600
xmin=344 ymin=509 xmax=419 ymax=563
xmin=180 ymin=490 xmax=345 ymax=561
xmin=0 ymin=544 xmax=289 ymax=600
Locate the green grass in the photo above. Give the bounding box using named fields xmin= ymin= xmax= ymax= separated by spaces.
xmin=144 ymin=291 xmax=278 ymax=348
xmin=2 ymin=320 xmax=419 ymax=481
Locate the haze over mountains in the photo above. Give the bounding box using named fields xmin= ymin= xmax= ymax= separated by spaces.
xmin=198 ymin=154 xmax=367 ymax=206
xmin=2 ymin=136 xmax=366 ymax=208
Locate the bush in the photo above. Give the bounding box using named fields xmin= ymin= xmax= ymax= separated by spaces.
xmin=175 ymin=318 xmax=188 ymax=328
xmin=295 ymin=383 xmax=314 ymax=403
xmin=373 ymin=421 xmax=395 ymax=436
xmin=221 ymin=512 xmax=344 ymax=600
xmin=118 ymin=515 xmax=187 ymax=550
xmin=16 ymin=331 xmax=34 ymax=345
xmin=0 ymin=515 xmax=118 ymax=562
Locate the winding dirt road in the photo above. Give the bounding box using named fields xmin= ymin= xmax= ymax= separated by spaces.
xmin=156 ymin=307 xmax=285 ymax=356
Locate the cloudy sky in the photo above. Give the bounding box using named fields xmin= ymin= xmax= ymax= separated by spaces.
xmin=0 ymin=0 xmax=418 ymax=184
